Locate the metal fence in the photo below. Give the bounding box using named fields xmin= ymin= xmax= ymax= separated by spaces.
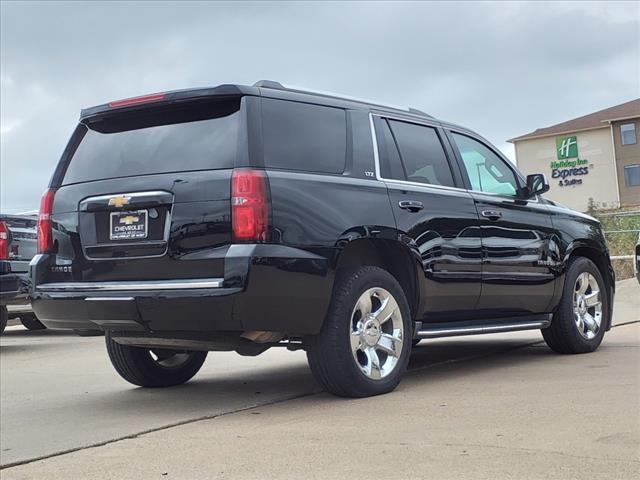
xmin=602 ymin=211 xmax=639 ymax=262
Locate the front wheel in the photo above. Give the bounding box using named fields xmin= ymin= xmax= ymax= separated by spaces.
xmin=542 ymin=257 xmax=608 ymax=354
xmin=105 ymin=332 xmax=207 ymax=387
xmin=306 ymin=266 xmax=412 ymax=398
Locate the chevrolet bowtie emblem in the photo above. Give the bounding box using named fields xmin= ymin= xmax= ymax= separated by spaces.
xmin=108 ymin=195 xmax=131 ymax=208
xmin=119 ymin=215 xmax=139 ymax=225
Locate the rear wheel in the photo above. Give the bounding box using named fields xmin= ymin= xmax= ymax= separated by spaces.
xmin=306 ymin=266 xmax=412 ymax=398
xmin=542 ymin=257 xmax=608 ymax=354
xmin=0 ymin=307 xmax=7 ymax=334
xmin=20 ymin=313 xmax=46 ymax=331
xmin=105 ymin=332 xmax=207 ymax=387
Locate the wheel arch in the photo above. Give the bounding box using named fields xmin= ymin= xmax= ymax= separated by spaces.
xmin=333 ymin=229 xmax=422 ymax=322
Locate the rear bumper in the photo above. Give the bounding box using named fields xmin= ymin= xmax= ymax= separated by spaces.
xmin=0 ymin=271 xmax=30 ymax=306
xmin=31 ymin=244 xmax=333 ymax=335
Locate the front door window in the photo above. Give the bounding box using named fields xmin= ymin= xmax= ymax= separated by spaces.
xmin=452 ymin=133 xmax=519 ymax=196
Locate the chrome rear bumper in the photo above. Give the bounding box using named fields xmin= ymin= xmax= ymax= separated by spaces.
xmin=36 ymin=278 xmax=224 ymax=292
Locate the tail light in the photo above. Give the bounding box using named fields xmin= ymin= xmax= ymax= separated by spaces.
xmin=37 ymin=188 xmax=56 ymax=254
xmin=231 ymin=169 xmax=268 ymax=242
xmin=0 ymin=221 xmax=9 ymax=260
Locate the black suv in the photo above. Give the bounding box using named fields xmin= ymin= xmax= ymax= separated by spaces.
xmin=1 ymin=214 xmax=45 ymax=333
xmin=30 ymin=81 xmax=614 ymax=397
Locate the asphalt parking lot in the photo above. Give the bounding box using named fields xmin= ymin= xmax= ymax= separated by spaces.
xmin=1 ymin=280 xmax=639 ymax=479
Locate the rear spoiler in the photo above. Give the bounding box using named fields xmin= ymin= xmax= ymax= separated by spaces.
xmin=80 ymin=84 xmax=258 ymax=120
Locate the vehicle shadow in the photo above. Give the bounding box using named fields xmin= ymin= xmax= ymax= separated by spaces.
xmin=1 ymin=335 xmax=565 ymax=467
xmin=94 ymin=336 xmax=554 ymax=415
xmin=1 ymin=328 xmax=80 ymax=338
xmin=408 ymin=336 xmax=549 ymax=371
xmin=77 ymin=360 xmax=320 ymax=421
xmin=404 ymin=337 xmax=557 ymax=382
xmin=0 ymin=328 xmax=102 ymax=354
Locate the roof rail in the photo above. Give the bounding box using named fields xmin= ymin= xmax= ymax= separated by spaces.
xmin=253 ymin=80 xmax=434 ymax=119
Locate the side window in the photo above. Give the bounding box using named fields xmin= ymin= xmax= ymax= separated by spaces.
xmin=261 ymin=98 xmax=346 ymax=174
xmin=375 ymin=118 xmax=405 ymax=181
xmin=451 ymin=133 xmax=519 ymax=196
xmin=385 ymin=120 xmax=455 ymax=187
xmin=620 ymin=123 xmax=637 ymax=145
xmin=624 ymin=164 xmax=640 ymax=187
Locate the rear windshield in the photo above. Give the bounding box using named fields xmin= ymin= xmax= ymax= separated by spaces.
xmin=62 ymin=98 xmax=241 ymax=185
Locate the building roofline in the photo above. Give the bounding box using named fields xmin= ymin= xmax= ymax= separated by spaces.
xmin=507 ymin=124 xmax=610 ymax=143
xmin=508 ymin=97 xmax=640 ymax=143
xmin=601 ymin=114 xmax=640 ymax=124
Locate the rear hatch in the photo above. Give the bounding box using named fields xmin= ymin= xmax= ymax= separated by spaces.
xmin=1 ymin=215 xmax=37 ymax=273
xmin=46 ymin=95 xmax=246 ymax=283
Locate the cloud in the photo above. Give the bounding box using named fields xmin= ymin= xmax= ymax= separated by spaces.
xmin=1 ymin=0 xmax=638 ymax=212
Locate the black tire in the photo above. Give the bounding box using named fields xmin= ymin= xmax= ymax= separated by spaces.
xmin=306 ymin=266 xmax=412 ymax=398
xmin=20 ymin=313 xmax=47 ymax=331
xmin=105 ymin=332 xmax=208 ymax=387
xmin=0 ymin=306 xmax=7 ymax=335
xmin=542 ymin=257 xmax=608 ymax=354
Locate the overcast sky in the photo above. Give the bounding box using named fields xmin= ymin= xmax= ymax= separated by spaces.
xmin=1 ymin=1 xmax=638 ymax=213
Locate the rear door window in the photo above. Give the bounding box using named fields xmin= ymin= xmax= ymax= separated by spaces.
xmin=375 ymin=117 xmax=406 ymax=181
xmin=62 ymin=99 xmax=240 ymax=185
xmin=261 ymin=98 xmax=346 ymax=174
xmin=387 ymin=120 xmax=455 ymax=187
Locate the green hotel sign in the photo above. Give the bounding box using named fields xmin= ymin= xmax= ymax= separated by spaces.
xmin=551 ymin=135 xmax=589 ymax=187
xmin=556 ymin=135 xmax=578 ymax=159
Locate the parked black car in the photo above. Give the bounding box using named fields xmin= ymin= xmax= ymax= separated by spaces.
xmin=30 ymin=81 xmax=615 ymax=397
xmin=1 ymin=213 xmax=46 ymax=333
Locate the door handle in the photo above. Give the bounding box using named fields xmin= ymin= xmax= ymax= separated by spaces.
xmin=399 ymin=200 xmax=424 ymax=212
xmin=481 ymin=210 xmax=502 ymax=220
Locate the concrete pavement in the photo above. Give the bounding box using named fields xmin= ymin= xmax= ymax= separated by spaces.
xmin=0 ymin=331 xmax=318 ymax=467
xmin=1 ymin=279 xmax=639 ymax=478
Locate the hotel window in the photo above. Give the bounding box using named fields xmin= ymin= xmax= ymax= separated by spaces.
xmin=624 ymin=165 xmax=640 ymax=187
xmin=620 ymin=123 xmax=637 ymax=145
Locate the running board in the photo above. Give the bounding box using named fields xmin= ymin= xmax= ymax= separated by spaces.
xmin=414 ymin=314 xmax=552 ymax=339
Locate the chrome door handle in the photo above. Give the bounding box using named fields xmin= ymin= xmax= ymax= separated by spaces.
xmin=481 ymin=210 xmax=502 ymax=220
xmin=399 ymin=200 xmax=424 ymax=212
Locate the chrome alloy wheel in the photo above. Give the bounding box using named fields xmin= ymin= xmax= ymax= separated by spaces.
xmin=573 ymin=272 xmax=603 ymax=340
xmin=350 ymin=287 xmax=404 ymax=380
xmin=149 ymin=349 xmax=193 ymax=369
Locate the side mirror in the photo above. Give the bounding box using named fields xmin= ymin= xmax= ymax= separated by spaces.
xmin=524 ymin=173 xmax=550 ymax=198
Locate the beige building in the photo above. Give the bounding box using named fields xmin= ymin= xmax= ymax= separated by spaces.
xmin=509 ymin=99 xmax=640 ymax=212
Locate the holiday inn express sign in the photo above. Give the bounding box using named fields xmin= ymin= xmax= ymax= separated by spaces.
xmin=510 ymin=98 xmax=640 ymax=212
xmin=551 ymin=135 xmax=589 ymax=187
